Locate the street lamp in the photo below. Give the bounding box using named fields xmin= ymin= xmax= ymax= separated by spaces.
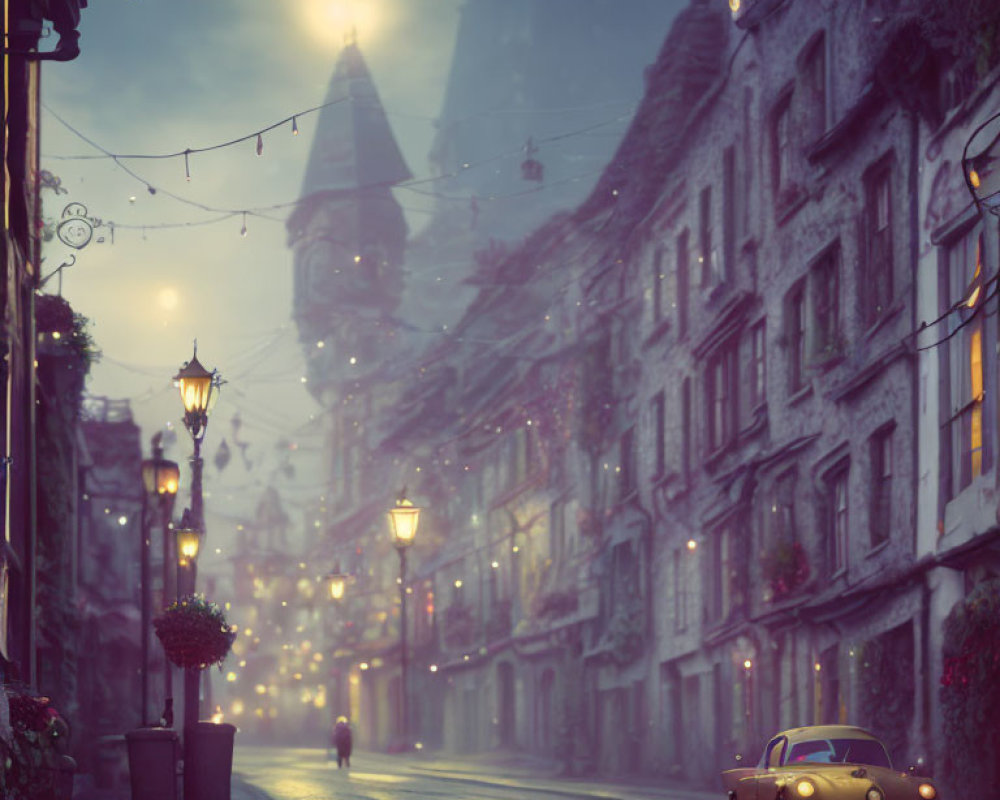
xmin=175 ymin=521 xmax=202 ymax=573
xmin=174 ymin=344 xmax=220 ymax=532
xmin=139 ymin=433 xmax=179 ymax=726
xmin=388 ymin=494 xmax=419 ymax=746
xmin=325 ymin=563 xmax=351 ymax=724
xmin=174 ymin=344 xmax=220 ymax=772
xmin=326 ymin=563 xmax=350 ymax=602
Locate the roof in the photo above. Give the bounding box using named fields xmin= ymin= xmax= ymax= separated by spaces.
xmin=298 ymin=43 xmax=411 ymax=200
xmin=774 ymin=725 xmax=879 ymax=742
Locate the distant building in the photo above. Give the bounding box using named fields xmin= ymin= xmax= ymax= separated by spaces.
xmin=75 ymin=398 xmax=144 ymax=766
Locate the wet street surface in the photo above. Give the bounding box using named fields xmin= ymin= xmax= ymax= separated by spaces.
xmin=231 ymin=745 xmax=720 ymax=800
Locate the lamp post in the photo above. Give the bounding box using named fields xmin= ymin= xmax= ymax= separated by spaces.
xmin=139 ymin=433 xmax=179 ymax=726
xmin=325 ymin=563 xmax=350 ymax=721
xmin=387 ymin=495 xmax=419 ymax=747
xmin=174 ymin=344 xmax=220 ymax=748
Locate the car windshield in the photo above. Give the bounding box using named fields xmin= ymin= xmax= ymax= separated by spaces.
xmin=785 ymin=738 xmax=891 ymax=769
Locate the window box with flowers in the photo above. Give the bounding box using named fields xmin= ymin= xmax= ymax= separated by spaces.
xmin=1 ymin=687 xmax=75 ymax=799
xmin=153 ymin=595 xmax=237 ymax=671
xmin=761 ymin=538 xmax=810 ymax=601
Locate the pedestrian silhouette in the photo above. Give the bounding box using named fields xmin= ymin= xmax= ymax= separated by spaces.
xmin=333 ymin=716 xmax=352 ymax=768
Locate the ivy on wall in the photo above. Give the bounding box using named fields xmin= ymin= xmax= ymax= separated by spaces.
xmin=939 ymin=579 xmax=1000 ymax=796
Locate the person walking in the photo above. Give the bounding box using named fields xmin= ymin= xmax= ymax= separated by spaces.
xmin=333 ymin=716 xmax=352 ymax=769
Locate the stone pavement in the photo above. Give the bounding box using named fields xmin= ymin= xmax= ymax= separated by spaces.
xmin=230 ymin=748 xmax=723 ymax=800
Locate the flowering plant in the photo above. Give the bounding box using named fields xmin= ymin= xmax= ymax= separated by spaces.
xmin=154 ymin=594 xmax=236 ymax=670
xmin=762 ymin=538 xmax=810 ymax=600
xmin=939 ymin=579 xmax=1000 ymax=795
xmin=0 ymin=686 xmax=73 ymax=799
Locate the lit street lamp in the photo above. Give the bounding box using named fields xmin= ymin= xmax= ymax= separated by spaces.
xmin=139 ymin=433 xmax=179 ymax=726
xmin=174 ymin=344 xmax=220 ymax=787
xmin=326 ymin=562 xmax=349 ymax=602
xmin=388 ymin=494 xmax=419 ymax=746
xmin=325 ymin=562 xmax=351 ymax=721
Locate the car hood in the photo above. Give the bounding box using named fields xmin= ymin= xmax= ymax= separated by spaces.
xmin=772 ymin=763 xmax=928 ymax=796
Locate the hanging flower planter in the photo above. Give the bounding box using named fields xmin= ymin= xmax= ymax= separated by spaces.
xmin=153 ymin=595 xmax=236 ymax=670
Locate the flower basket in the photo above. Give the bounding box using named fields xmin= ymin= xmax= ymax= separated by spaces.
xmin=153 ymin=595 xmax=236 ymax=670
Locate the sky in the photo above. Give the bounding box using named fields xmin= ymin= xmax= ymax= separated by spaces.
xmin=38 ymin=0 xmax=678 ymax=579
xmin=40 ymin=0 xmax=463 ymax=557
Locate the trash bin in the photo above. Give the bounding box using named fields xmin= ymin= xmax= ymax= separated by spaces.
xmin=184 ymin=722 xmax=236 ymax=800
xmin=125 ymin=727 xmax=179 ymax=800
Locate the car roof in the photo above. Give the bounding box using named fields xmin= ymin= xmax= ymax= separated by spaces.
xmin=774 ymin=725 xmax=879 ymax=743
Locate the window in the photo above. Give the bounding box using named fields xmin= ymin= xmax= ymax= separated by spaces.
xmin=826 ymin=463 xmax=849 ymax=574
xmin=870 ymin=425 xmax=893 ymax=547
xmin=677 ymin=230 xmax=690 ymax=337
xmin=709 ymin=523 xmax=738 ymax=622
xmin=748 ymin=321 xmax=767 ymax=410
xmin=652 ymin=391 xmax=666 ymax=478
xmin=673 ymin=549 xmax=688 ymax=632
xmin=943 ymin=228 xmax=989 ymax=496
xmin=810 ymin=244 xmax=841 ymax=358
xmin=620 ymin=426 xmax=636 ymax=500
xmin=549 ymin=501 xmax=566 ymax=563
xmin=723 ymin=147 xmax=737 ymax=282
xmin=681 ymin=378 xmax=692 ymax=483
xmin=740 ymin=88 xmax=753 ymax=240
xmin=652 ymin=246 xmax=665 ymax=325
xmin=772 ymin=92 xmax=793 ymax=196
xmin=862 ymin=160 xmax=894 ymax=325
xmin=785 ymin=282 xmax=806 ymax=393
xmin=769 ymin=470 xmax=797 ymax=550
xmin=801 ymin=33 xmax=827 ymax=141
xmin=816 ymin=645 xmax=841 ymax=725
xmin=707 ymin=339 xmax=739 ymax=452
xmin=700 ymin=186 xmax=714 ymax=286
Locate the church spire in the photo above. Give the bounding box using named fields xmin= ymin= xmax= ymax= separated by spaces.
xmin=296 ymin=42 xmax=411 ymax=204
xmin=287 ymin=41 xmax=412 ymax=402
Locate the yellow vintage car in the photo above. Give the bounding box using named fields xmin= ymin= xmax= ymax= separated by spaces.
xmin=721 ymin=725 xmax=939 ymax=800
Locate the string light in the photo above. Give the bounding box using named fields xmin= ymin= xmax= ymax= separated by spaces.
xmin=184 ymin=150 xmax=191 ymax=181
xmin=292 ymin=116 xmax=299 ymax=136
xmin=241 ymin=212 xmax=248 ymax=238
xmin=256 ymin=133 xmax=264 ymax=157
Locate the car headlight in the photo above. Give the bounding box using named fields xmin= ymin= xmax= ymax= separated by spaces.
xmin=865 ymin=787 xmax=884 ymax=800
xmin=795 ymin=779 xmax=816 ymax=797
xmin=917 ymin=783 xmax=936 ymax=799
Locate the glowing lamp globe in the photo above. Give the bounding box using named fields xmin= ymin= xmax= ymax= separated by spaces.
xmin=142 ymin=458 xmax=180 ymax=497
xmin=175 ymin=351 xmax=217 ymax=416
xmin=388 ymin=498 xmax=420 ymax=548
xmin=327 ymin=571 xmax=348 ymax=601
xmin=176 ymin=526 xmax=202 ymax=566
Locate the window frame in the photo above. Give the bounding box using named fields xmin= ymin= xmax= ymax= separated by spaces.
xmin=826 ymin=460 xmax=849 ymax=574
xmin=861 ymin=156 xmax=895 ymax=326
xmin=676 ymin=229 xmax=690 ymax=338
xmin=771 ymin=89 xmax=794 ymax=198
xmin=869 ymin=423 xmax=894 ymax=548
xmin=748 ymin=319 xmax=767 ymax=411
xmin=785 ymin=281 xmax=807 ymax=394
xmin=706 ymin=337 xmax=740 ymax=454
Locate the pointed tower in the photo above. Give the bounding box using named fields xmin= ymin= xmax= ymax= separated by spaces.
xmin=287 ymin=42 xmax=412 ymax=402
